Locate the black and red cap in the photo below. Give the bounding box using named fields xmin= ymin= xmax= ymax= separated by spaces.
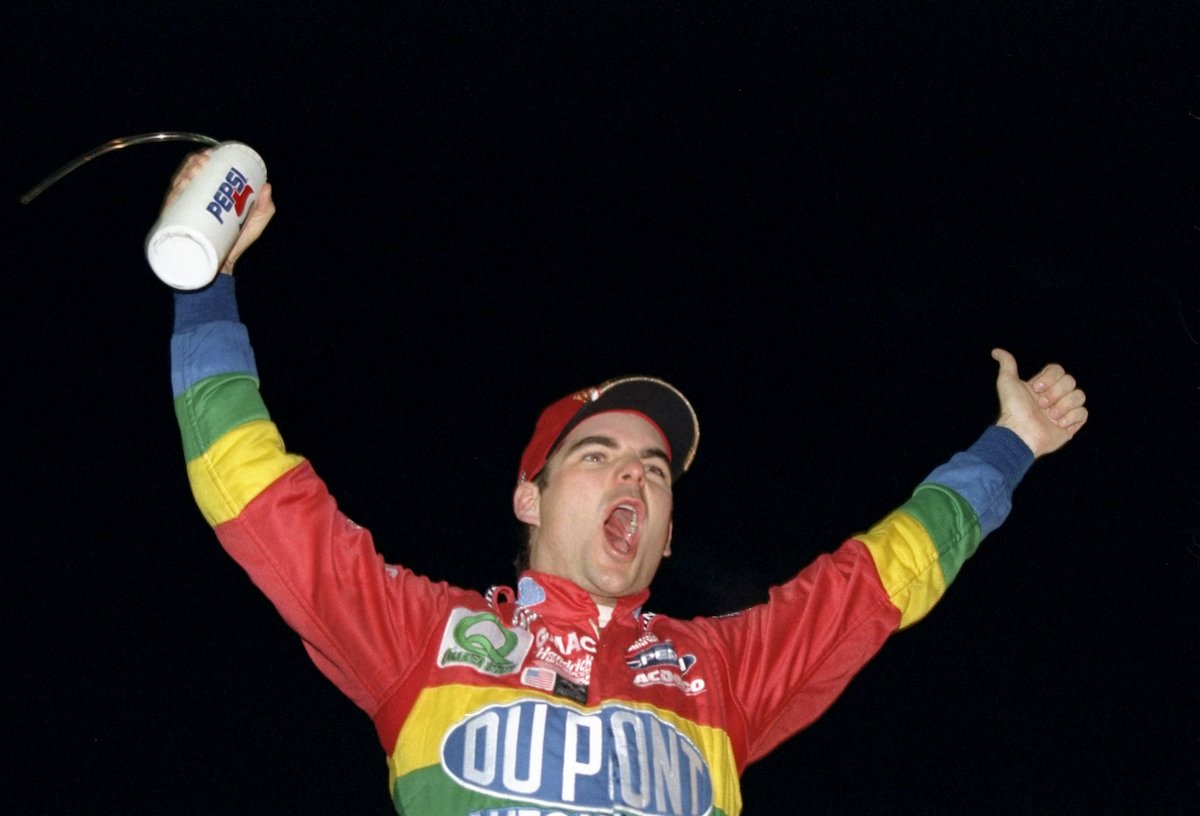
xmin=517 ymin=376 xmax=699 ymax=485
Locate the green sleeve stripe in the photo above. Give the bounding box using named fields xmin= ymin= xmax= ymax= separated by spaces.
xmin=175 ymin=373 xmax=269 ymax=462
xmin=902 ymin=482 xmax=983 ymax=587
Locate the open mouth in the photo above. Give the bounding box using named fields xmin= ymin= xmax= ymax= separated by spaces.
xmin=604 ymin=503 xmax=640 ymax=556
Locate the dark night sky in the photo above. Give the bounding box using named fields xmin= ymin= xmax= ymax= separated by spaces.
xmin=6 ymin=2 xmax=1198 ymax=813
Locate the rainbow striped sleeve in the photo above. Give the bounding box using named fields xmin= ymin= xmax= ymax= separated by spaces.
xmin=859 ymin=426 xmax=1033 ymax=628
xmin=171 ymin=277 xmax=455 ymax=722
xmin=170 ymin=274 xmax=305 ymax=527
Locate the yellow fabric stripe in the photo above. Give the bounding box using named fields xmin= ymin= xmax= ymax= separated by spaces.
xmin=388 ymin=683 xmax=742 ymax=814
xmin=186 ymin=418 xmax=305 ymax=527
xmin=858 ymin=509 xmax=947 ymax=629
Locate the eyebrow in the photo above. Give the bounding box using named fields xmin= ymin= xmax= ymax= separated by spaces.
xmin=565 ymin=435 xmax=671 ymax=466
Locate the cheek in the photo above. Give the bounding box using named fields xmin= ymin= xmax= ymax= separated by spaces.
xmin=648 ymin=516 xmax=673 ymax=555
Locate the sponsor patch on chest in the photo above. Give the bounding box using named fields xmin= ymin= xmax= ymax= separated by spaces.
xmin=444 ymin=700 xmax=714 ymax=815
xmin=531 ymin=626 xmax=597 ymax=686
xmin=438 ymin=608 xmax=534 ymax=677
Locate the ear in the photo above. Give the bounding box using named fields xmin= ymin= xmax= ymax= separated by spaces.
xmin=663 ymin=520 xmax=674 ymax=558
xmin=512 ymin=481 xmax=541 ymax=526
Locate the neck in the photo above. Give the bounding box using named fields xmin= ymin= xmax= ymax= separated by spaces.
xmin=593 ymin=598 xmax=615 ymax=628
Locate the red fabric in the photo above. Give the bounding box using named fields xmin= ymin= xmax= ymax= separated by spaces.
xmin=217 ymin=462 xmax=899 ymax=773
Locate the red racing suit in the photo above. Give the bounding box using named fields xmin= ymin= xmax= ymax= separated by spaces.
xmin=171 ymin=276 xmax=1033 ymax=815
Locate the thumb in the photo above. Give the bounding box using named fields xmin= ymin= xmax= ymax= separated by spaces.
xmin=991 ymin=347 xmax=1019 ymax=380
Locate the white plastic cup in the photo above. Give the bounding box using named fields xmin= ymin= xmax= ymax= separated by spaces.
xmin=145 ymin=142 xmax=267 ymax=290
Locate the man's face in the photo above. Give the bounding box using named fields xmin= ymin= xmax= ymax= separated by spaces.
xmin=514 ymin=411 xmax=674 ymax=606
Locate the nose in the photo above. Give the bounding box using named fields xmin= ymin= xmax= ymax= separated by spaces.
xmin=616 ymin=454 xmax=645 ymax=484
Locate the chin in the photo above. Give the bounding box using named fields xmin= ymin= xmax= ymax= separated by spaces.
xmin=588 ymin=573 xmax=640 ymax=599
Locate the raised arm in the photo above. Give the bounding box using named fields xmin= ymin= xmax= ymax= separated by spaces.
xmin=711 ymin=350 xmax=1089 ymax=763
xmin=166 ymin=155 xmax=458 ymax=724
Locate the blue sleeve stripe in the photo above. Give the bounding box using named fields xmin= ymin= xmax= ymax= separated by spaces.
xmin=170 ymin=321 xmax=259 ymax=397
xmin=172 ymin=273 xmax=239 ymax=332
xmin=921 ymin=426 xmax=1033 ymax=537
xmin=170 ymin=275 xmax=257 ymax=397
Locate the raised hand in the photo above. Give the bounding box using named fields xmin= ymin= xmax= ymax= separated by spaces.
xmin=991 ymin=348 xmax=1088 ymax=458
xmin=162 ymin=150 xmax=276 ymax=275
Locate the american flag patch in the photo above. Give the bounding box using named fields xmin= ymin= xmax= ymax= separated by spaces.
xmin=521 ymin=667 xmax=557 ymax=691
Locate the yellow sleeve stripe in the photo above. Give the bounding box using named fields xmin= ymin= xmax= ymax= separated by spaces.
xmin=186 ymin=418 xmax=306 ymax=527
xmin=858 ymin=509 xmax=947 ymax=629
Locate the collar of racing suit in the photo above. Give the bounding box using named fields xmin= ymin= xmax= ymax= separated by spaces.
xmin=490 ymin=570 xmax=651 ymax=633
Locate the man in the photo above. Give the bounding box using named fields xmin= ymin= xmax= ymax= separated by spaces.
xmin=166 ymin=153 xmax=1087 ymax=815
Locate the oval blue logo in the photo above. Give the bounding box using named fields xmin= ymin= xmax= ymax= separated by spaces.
xmin=442 ymin=700 xmax=714 ymax=814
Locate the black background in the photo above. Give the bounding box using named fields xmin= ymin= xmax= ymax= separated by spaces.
xmin=6 ymin=2 xmax=1198 ymax=813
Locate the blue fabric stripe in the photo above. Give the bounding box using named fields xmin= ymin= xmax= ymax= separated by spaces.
xmin=170 ymin=322 xmax=258 ymax=397
xmin=921 ymin=426 xmax=1033 ymax=537
xmin=172 ymin=272 xmax=239 ymax=331
xmin=170 ymin=275 xmax=257 ymax=397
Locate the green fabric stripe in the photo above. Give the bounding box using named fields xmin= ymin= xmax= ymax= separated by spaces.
xmin=175 ymin=373 xmax=269 ymax=462
xmin=392 ymin=765 xmax=731 ymax=815
xmin=902 ymin=482 xmax=982 ymax=587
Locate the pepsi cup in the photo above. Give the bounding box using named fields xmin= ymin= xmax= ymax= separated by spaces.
xmin=145 ymin=142 xmax=267 ymax=290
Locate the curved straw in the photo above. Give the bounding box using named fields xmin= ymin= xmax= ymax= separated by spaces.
xmin=20 ymin=131 xmax=221 ymax=204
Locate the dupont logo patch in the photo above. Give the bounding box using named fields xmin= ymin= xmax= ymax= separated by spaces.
xmin=443 ymin=701 xmax=714 ymax=814
xmin=438 ymin=609 xmax=533 ymax=676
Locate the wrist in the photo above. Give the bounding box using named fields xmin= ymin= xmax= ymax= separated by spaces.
xmin=172 ymin=272 xmax=239 ymax=332
xmin=994 ymin=416 xmax=1040 ymax=458
xmin=977 ymin=425 xmax=1036 ymax=483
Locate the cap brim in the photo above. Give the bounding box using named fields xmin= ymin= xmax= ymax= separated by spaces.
xmin=553 ymin=376 xmax=699 ymax=482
